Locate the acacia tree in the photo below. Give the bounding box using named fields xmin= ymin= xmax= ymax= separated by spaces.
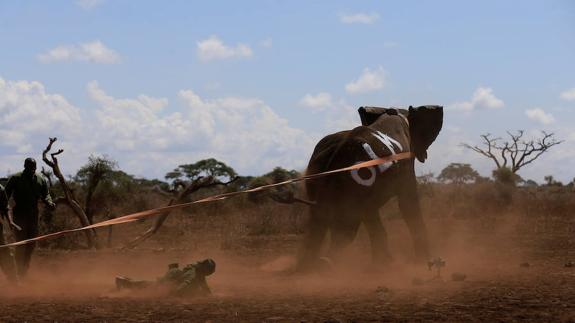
xmin=463 ymin=131 xmax=562 ymax=178
xmin=437 ymin=163 xmax=480 ymax=184
xmin=165 ymin=158 xmax=237 ymax=183
xmin=123 ymin=158 xmax=238 ymax=249
xmin=247 ymin=167 xmax=313 ymax=205
xmin=74 ymin=155 xmax=117 ymax=224
xmin=544 ymin=175 xmax=563 ymax=187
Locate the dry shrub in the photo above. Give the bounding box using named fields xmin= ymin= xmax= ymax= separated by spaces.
xmin=28 ymin=178 xmax=574 ymax=254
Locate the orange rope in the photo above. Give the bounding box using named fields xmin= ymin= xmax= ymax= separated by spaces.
xmin=0 ymin=152 xmax=414 ymax=248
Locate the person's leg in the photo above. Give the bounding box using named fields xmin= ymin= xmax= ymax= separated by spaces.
xmin=13 ymin=222 xmax=36 ymax=278
xmin=0 ymin=222 xmax=17 ymax=282
xmin=19 ymin=242 xmax=35 ymax=277
xmin=115 ymin=276 xmax=153 ymax=290
xmin=20 ymin=224 xmax=38 ymax=277
xmin=12 ymin=210 xmax=39 ymax=278
xmin=13 ymin=228 xmax=27 ymax=277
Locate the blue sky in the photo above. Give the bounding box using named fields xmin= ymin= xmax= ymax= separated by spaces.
xmin=0 ymin=0 xmax=574 ymax=182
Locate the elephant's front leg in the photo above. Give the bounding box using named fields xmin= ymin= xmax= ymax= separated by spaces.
xmin=363 ymin=210 xmax=393 ymax=265
xmin=398 ymin=177 xmax=430 ymax=262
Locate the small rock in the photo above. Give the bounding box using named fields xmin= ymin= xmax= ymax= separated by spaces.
xmin=375 ymin=286 xmax=393 ymax=298
xmin=565 ymin=261 xmax=574 ymax=268
xmin=520 ymin=262 xmax=530 ymax=268
xmin=451 ymin=272 xmax=467 ymax=281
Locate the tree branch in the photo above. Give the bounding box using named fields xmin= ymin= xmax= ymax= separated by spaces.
xmin=122 ymin=176 xmax=239 ymax=249
xmin=464 ymin=131 xmax=562 ymax=174
xmin=42 ymin=137 xmax=97 ymax=248
xmin=462 ymin=134 xmax=502 ymax=169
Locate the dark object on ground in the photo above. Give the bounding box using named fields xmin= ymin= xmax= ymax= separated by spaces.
xmin=451 ymin=272 xmax=467 ymax=281
xmin=428 ymin=257 xmax=446 ymax=279
xmin=116 ymin=258 xmax=216 ymax=297
xmin=520 ymin=262 xmax=530 ymax=268
xmin=428 ymin=257 xmax=446 ymax=271
xmin=375 ymin=286 xmax=393 ymax=299
xmin=564 ymin=261 xmax=574 ymax=268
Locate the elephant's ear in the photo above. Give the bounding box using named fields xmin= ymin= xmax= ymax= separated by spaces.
xmin=358 ymin=106 xmax=392 ymax=126
xmin=408 ymin=105 xmax=444 ymax=163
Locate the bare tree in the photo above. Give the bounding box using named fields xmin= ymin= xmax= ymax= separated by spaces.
xmin=42 ymin=137 xmax=97 ymax=248
xmin=463 ymin=131 xmax=562 ymax=173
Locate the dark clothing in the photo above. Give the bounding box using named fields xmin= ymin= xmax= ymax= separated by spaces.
xmin=160 ymin=263 xmax=211 ymax=297
xmin=116 ymin=262 xmax=213 ymax=297
xmin=0 ymin=221 xmax=17 ymax=282
xmin=12 ymin=222 xmax=38 ymax=277
xmin=4 ymin=172 xmax=52 ymax=277
xmin=0 ymin=184 xmax=8 ymax=217
xmin=0 ymin=185 xmax=17 ymax=281
xmin=5 ymin=172 xmax=52 ymax=219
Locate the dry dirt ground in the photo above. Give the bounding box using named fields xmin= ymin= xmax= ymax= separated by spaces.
xmin=0 ymin=213 xmax=574 ymax=322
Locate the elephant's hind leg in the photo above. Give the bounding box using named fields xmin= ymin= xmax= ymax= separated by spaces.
xmin=327 ymin=210 xmax=361 ymax=263
xmin=363 ymin=211 xmax=392 ymax=265
xmin=297 ymin=205 xmax=329 ymax=271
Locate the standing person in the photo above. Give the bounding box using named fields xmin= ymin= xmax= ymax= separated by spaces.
xmin=0 ymin=183 xmax=17 ymax=282
xmin=4 ymin=158 xmax=55 ymax=277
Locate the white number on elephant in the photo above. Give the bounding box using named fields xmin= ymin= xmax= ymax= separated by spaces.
xmin=350 ymin=131 xmax=403 ymax=187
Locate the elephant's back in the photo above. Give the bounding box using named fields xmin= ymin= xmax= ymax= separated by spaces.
xmin=305 ymin=130 xmax=351 ymax=201
xmin=306 ymin=131 xmax=350 ymax=173
xmin=305 ymin=123 xmax=408 ymax=202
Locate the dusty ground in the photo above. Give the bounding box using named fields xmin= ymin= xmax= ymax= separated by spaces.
xmin=0 ymin=212 xmax=574 ymax=322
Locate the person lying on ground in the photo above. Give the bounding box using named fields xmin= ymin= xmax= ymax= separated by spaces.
xmin=115 ymin=258 xmax=216 ymax=297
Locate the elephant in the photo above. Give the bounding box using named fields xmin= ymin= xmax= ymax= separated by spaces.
xmin=297 ymin=105 xmax=443 ymax=270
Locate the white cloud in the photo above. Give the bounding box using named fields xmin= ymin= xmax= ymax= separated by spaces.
xmin=38 ymin=41 xmax=120 ymax=64
xmin=525 ymin=108 xmax=555 ymax=125
xmin=178 ymin=90 xmax=316 ymax=172
xmin=560 ymin=87 xmax=575 ymax=101
xmin=0 ymin=77 xmax=82 ymax=150
xmin=0 ymin=77 xmax=322 ymax=179
xmin=449 ymin=87 xmax=504 ymax=111
xmin=345 ymin=66 xmax=386 ymax=94
xmin=89 ymin=85 xmax=357 ymax=174
xmin=339 ymin=12 xmax=380 ymax=24
xmin=300 ymin=92 xmax=333 ymax=111
xmin=324 ymin=100 xmax=361 ymax=131
xmin=87 ymin=81 xmax=192 ymax=151
xmin=76 ymin=0 xmax=105 ymax=9
xmin=197 ymin=36 xmax=253 ymax=62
